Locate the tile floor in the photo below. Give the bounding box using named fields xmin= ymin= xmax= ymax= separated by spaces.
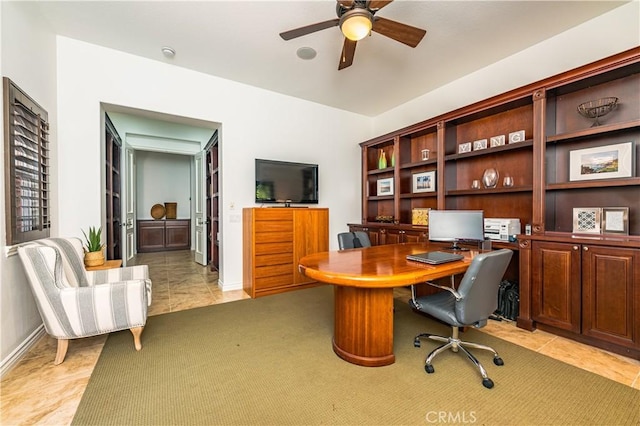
xmin=1 ymin=250 xmax=638 ymax=425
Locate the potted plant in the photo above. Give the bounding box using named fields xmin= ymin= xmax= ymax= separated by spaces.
xmin=82 ymin=226 xmax=105 ymax=267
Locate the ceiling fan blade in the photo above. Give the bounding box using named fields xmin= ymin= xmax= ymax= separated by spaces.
xmin=337 ymin=0 xmax=355 ymax=8
xmin=368 ymin=0 xmax=393 ymax=11
xmin=372 ymin=16 xmax=426 ymax=48
xmin=338 ymin=38 xmax=357 ymax=70
xmin=279 ymin=18 xmax=340 ymax=40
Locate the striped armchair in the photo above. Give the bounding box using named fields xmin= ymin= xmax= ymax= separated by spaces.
xmin=17 ymin=237 xmax=152 ymax=365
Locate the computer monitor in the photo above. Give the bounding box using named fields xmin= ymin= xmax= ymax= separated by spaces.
xmin=428 ymin=210 xmax=485 ymax=251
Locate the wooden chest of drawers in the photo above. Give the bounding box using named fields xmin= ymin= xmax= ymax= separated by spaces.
xmin=243 ymin=208 xmax=328 ymax=298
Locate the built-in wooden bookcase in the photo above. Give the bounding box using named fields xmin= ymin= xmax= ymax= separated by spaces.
xmin=356 ymin=48 xmax=640 ymax=241
xmin=360 ymin=92 xmax=536 ymax=233
xmin=354 ymin=48 xmax=640 ymax=359
xmin=3 ymin=77 xmax=50 ymax=245
xmin=205 ymin=130 xmax=219 ymax=271
xmin=541 ymin=62 xmax=640 ymax=235
xmin=443 ymin=99 xmax=534 ymax=226
xmin=397 ymin=125 xmax=439 ymax=224
xmin=105 ymin=114 xmax=122 ymax=260
xmin=362 ymin=138 xmax=395 ymax=222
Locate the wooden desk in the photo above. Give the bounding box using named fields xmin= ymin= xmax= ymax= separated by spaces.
xmin=86 ymin=259 xmax=122 ymax=271
xmin=299 ymin=243 xmax=479 ymax=367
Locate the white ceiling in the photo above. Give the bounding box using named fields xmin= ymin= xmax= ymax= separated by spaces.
xmin=31 ymin=0 xmax=627 ymax=117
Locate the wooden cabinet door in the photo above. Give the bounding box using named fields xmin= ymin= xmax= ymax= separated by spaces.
xmin=582 ymin=245 xmax=640 ymax=350
xmin=293 ymin=209 xmax=329 ymax=284
xmin=137 ymin=221 xmax=165 ymax=252
xmin=403 ymin=229 xmax=427 ymax=243
xmin=532 ymin=241 xmax=581 ymax=332
xmin=380 ymin=228 xmax=428 ymax=244
xmin=381 ymin=228 xmax=403 ymax=245
xmin=366 ymin=229 xmax=381 ymax=246
xmin=166 ymin=220 xmax=190 ymax=249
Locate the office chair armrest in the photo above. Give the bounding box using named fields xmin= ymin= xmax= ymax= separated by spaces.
xmin=424 ymin=281 xmax=462 ymax=300
xmin=410 ymin=279 xmax=462 ymax=310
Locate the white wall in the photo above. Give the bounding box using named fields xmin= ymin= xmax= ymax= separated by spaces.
xmin=55 ymin=37 xmax=371 ymax=293
xmin=136 ymin=151 xmax=192 ymax=220
xmin=374 ymin=2 xmax=640 ymax=135
xmin=0 ymin=1 xmax=58 ymax=370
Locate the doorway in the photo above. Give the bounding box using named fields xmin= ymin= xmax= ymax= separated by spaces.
xmin=101 ymin=105 xmax=221 ymax=272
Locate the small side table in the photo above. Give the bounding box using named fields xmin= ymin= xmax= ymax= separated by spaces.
xmin=86 ymin=259 xmax=122 ymax=271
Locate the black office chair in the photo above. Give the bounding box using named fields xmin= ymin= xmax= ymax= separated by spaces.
xmin=337 ymin=231 xmax=371 ymax=249
xmin=409 ymin=249 xmax=513 ymax=389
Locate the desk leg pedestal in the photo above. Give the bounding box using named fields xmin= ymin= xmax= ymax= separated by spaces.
xmin=332 ymin=286 xmax=395 ymax=367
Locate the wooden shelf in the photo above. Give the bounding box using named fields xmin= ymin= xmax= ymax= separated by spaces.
xmin=546 ymin=177 xmax=640 ymax=191
xmin=447 ymin=186 xmax=533 ymax=196
xmin=546 ymin=119 xmax=640 ymax=143
xmin=399 ymin=159 xmax=437 ymax=169
xmin=444 ymin=139 xmax=533 ymax=161
xmin=399 ymin=192 xmax=437 ymax=199
xmin=367 ymin=167 xmax=394 ymax=175
xmin=367 ymin=195 xmax=394 ymax=201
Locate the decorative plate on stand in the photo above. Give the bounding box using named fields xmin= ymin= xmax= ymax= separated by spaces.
xmin=151 ymin=204 xmax=166 ymax=220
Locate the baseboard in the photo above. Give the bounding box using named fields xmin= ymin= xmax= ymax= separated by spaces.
xmin=219 ymin=279 xmax=242 ymax=292
xmin=0 ymin=325 xmax=45 ymax=379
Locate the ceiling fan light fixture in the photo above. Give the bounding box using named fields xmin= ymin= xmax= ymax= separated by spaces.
xmin=340 ymin=9 xmax=373 ymax=41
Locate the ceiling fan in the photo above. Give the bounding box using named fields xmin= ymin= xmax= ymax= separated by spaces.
xmin=280 ymin=0 xmax=427 ymax=70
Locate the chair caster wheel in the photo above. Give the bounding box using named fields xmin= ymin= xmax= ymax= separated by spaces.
xmin=425 ymin=364 xmax=435 ymax=374
xmin=494 ymin=357 xmax=504 ymax=366
xmin=482 ymin=378 xmax=494 ymax=389
xmin=413 ymin=339 xmax=421 ymax=348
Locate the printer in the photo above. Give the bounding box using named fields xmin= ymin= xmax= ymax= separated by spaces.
xmin=484 ymin=218 xmax=521 ymax=241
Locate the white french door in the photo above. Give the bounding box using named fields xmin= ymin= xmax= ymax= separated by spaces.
xmin=122 ymin=146 xmax=136 ymax=265
xmin=193 ymin=150 xmax=207 ymax=266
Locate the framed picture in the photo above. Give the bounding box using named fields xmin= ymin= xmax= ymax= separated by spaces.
xmin=412 ymin=208 xmax=431 ymax=225
xmin=458 ymin=142 xmax=472 ymax=154
xmin=412 ymin=171 xmax=436 ymax=193
xmin=569 ymin=141 xmax=633 ymax=181
xmin=602 ymin=207 xmax=629 ymax=235
xmin=473 ymin=139 xmax=488 ymax=151
xmin=490 ymin=135 xmax=505 ymax=147
xmin=377 ymin=177 xmax=394 ymax=196
xmin=572 ymin=207 xmax=602 ymax=234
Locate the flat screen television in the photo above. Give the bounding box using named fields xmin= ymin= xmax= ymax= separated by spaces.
xmin=428 ymin=210 xmax=485 ymax=251
xmin=255 ymin=159 xmax=318 ymax=206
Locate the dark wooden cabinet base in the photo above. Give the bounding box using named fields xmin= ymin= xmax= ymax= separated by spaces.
xmin=137 ymin=219 xmax=190 ymax=252
xmin=519 ymin=234 xmax=640 ymax=360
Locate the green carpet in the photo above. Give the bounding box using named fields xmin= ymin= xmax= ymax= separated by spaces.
xmin=73 ymin=286 xmax=639 ymax=425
